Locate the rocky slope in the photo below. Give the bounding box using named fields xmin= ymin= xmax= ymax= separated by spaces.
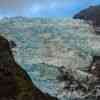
xmin=0 ymin=35 xmax=58 ymax=100
xmin=73 ymin=5 xmax=100 ymax=33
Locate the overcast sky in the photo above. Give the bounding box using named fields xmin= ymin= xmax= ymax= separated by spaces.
xmin=0 ymin=0 xmax=100 ymax=17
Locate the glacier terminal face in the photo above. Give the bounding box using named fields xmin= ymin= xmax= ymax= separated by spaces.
xmin=0 ymin=17 xmax=100 ymax=100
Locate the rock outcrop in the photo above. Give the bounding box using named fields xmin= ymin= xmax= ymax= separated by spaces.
xmin=0 ymin=35 xmax=58 ymax=100
xmin=89 ymin=56 xmax=100 ymax=78
xmin=73 ymin=5 xmax=100 ymax=33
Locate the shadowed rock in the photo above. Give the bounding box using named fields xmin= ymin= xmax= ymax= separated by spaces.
xmin=0 ymin=35 xmax=58 ymax=100
xmin=89 ymin=56 xmax=100 ymax=78
xmin=73 ymin=5 xmax=100 ymax=33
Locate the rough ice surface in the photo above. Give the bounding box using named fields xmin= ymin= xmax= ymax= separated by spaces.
xmin=0 ymin=17 xmax=100 ymax=100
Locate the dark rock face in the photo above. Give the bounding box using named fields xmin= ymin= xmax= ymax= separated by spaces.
xmin=73 ymin=5 xmax=100 ymax=26
xmin=90 ymin=56 xmax=100 ymax=78
xmin=73 ymin=5 xmax=100 ymax=33
xmin=0 ymin=35 xmax=58 ymax=100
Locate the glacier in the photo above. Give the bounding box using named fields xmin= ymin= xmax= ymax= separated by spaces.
xmin=0 ymin=17 xmax=100 ymax=100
